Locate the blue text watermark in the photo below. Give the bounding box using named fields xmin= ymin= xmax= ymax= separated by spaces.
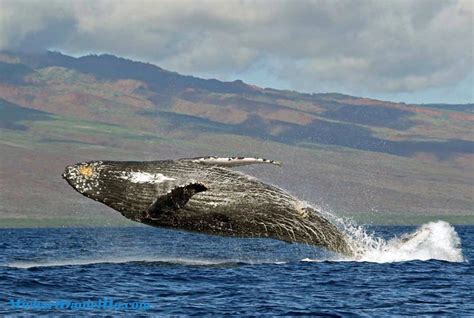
xmin=8 ymin=297 xmax=151 ymax=311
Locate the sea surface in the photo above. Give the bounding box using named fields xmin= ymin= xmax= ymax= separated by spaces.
xmin=0 ymin=221 xmax=472 ymax=316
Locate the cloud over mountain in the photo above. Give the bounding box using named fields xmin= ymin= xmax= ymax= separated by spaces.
xmin=0 ymin=0 xmax=472 ymax=94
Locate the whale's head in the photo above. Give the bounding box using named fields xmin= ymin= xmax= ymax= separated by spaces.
xmin=62 ymin=160 xmax=174 ymax=220
xmin=62 ymin=161 xmax=104 ymax=200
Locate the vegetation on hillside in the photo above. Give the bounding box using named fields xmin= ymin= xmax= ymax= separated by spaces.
xmin=0 ymin=51 xmax=472 ymax=225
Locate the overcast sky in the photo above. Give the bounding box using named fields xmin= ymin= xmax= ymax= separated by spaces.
xmin=1 ymin=0 xmax=472 ymax=103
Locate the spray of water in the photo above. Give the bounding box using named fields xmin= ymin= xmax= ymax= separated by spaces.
xmin=301 ymin=202 xmax=464 ymax=263
xmin=326 ymin=216 xmax=465 ymax=263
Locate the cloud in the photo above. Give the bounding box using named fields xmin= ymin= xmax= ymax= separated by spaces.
xmin=0 ymin=0 xmax=472 ymax=94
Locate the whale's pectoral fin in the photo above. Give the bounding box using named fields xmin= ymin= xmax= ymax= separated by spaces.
xmin=147 ymin=183 xmax=207 ymax=218
xmin=180 ymin=156 xmax=281 ymax=167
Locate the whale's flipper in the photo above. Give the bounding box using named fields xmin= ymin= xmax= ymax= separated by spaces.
xmin=147 ymin=183 xmax=207 ymax=218
xmin=180 ymin=156 xmax=281 ymax=167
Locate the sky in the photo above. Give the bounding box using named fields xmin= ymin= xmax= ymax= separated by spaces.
xmin=0 ymin=0 xmax=472 ymax=104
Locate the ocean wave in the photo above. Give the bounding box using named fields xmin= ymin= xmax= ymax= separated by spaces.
xmin=5 ymin=256 xmax=291 ymax=269
xmin=5 ymin=220 xmax=464 ymax=269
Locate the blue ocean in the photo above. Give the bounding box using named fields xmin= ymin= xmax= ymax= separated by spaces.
xmin=0 ymin=221 xmax=472 ymax=316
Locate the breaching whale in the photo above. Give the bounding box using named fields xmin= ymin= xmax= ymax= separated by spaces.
xmin=62 ymin=156 xmax=352 ymax=255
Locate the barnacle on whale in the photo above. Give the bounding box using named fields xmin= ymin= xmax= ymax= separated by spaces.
xmin=78 ymin=165 xmax=95 ymax=178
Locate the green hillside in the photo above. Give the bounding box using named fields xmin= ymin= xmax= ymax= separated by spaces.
xmin=0 ymin=51 xmax=472 ymax=226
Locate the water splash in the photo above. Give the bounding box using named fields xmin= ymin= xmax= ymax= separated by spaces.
xmin=304 ymin=203 xmax=465 ymax=263
xmin=336 ymin=220 xmax=464 ymax=263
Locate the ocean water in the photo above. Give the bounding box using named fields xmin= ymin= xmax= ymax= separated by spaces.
xmin=0 ymin=221 xmax=472 ymax=316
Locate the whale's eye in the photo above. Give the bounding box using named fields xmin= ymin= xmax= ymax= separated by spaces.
xmin=78 ymin=165 xmax=95 ymax=178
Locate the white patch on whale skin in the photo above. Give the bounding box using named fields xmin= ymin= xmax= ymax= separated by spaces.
xmin=119 ymin=172 xmax=175 ymax=184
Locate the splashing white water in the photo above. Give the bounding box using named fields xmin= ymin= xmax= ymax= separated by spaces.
xmin=337 ymin=220 xmax=464 ymax=263
xmin=305 ymin=203 xmax=465 ymax=263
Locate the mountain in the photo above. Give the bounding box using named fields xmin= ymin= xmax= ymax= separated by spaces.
xmin=0 ymin=51 xmax=472 ymax=226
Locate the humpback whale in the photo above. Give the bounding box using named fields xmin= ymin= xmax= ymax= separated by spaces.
xmin=62 ymin=156 xmax=352 ymax=255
